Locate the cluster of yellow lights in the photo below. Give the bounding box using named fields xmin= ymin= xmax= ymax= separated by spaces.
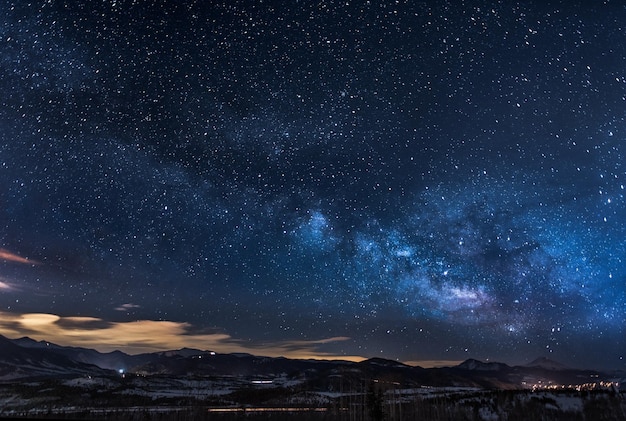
xmin=530 ymin=381 xmax=620 ymax=392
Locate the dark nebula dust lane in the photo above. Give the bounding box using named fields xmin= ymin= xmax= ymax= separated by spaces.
xmin=0 ymin=1 xmax=625 ymax=369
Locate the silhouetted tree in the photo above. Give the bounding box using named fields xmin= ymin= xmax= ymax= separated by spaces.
xmin=366 ymin=383 xmax=384 ymax=421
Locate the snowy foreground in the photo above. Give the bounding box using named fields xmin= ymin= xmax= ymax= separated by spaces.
xmin=0 ymin=373 xmax=624 ymax=420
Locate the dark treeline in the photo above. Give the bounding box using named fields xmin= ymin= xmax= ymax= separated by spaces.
xmin=4 ymin=389 xmax=625 ymax=421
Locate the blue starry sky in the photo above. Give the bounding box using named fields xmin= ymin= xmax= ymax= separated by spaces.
xmin=0 ymin=0 xmax=625 ymax=369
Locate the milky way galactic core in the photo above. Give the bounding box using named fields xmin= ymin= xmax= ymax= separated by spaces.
xmin=0 ymin=1 xmax=625 ymax=369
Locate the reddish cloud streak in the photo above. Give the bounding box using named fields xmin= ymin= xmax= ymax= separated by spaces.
xmin=0 ymin=249 xmax=39 ymax=265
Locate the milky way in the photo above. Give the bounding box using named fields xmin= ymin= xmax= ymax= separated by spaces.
xmin=0 ymin=1 xmax=625 ymax=369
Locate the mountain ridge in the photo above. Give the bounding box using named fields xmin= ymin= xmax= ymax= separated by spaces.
xmin=0 ymin=334 xmax=620 ymax=391
xmin=524 ymin=356 xmax=570 ymax=370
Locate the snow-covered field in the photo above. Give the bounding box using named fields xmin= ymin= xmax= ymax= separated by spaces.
xmin=0 ymin=374 xmax=624 ymax=420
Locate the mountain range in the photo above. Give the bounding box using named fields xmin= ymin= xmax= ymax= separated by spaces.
xmin=1 ymin=334 xmax=624 ymax=391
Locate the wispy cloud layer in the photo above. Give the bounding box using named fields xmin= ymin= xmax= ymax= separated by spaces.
xmin=0 ymin=311 xmax=363 ymax=361
xmin=0 ymin=249 xmax=39 ymax=265
xmin=0 ymin=280 xmax=15 ymax=291
xmin=114 ymin=303 xmax=141 ymax=312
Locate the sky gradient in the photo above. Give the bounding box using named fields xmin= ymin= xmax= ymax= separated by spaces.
xmin=1 ymin=0 xmax=625 ymax=370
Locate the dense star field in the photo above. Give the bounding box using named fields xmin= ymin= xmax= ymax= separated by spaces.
xmin=1 ymin=1 xmax=625 ymax=370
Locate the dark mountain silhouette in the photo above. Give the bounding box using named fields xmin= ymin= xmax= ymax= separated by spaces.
xmin=0 ymin=335 xmax=619 ymax=391
xmin=13 ymin=336 xmax=158 ymax=371
xmin=0 ymin=335 xmax=112 ymax=379
xmin=457 ymin=358 xmax=510 ymax=371
xmin=524 ymin=356 xmax=570 ymax=370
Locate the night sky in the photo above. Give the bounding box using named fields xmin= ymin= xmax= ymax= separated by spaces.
xmin=1 ymin=0 xmax=625 ymax=370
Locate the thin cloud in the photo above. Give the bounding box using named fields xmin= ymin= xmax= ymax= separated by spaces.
xmin=114 ymin=303 xmax=141 ymax=311
xmin=0 ymin=280 xmax=16 ymax=291
xmin=0 ymin=249 xmax=39 ymax=265
xmin=0 ymin=311 xmax=363 ymax=362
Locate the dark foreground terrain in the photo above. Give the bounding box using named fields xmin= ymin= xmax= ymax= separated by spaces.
xmin=0 ymin=380 xmax=624 ymax=421
xmin=0 ymin=335 xmax=625 ymax=420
